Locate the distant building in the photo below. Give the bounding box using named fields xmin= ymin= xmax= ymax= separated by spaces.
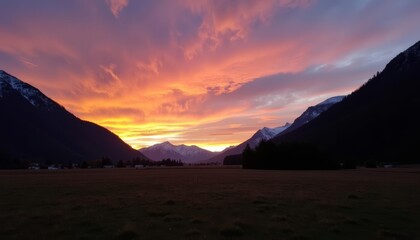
xmin=134 ymin=165 xmax=144 ymax=169
xmin=28 ymin=163 xmax=40 ymax=170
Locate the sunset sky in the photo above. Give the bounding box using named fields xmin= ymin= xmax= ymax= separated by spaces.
xmin=1 ymin=0 xmax=420 ymax=151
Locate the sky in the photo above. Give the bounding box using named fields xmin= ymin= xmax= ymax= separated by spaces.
xmin=1 ymin=0 xmax=420 ymax=151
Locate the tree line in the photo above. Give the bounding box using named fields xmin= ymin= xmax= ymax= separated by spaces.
xmin=0 ymin=151 xmax=184 ymax=169
xmin=226 ymin=140 xmax=341 ymax=170
xmin=71 ymin=157 xmax=184 ymax=169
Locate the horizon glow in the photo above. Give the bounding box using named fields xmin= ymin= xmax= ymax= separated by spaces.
xmin=1 ymin=0 xmax=420 ymax=151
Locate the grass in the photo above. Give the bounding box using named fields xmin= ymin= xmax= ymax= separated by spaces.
xmin=0 ymin=167 xmax=419 ymax=239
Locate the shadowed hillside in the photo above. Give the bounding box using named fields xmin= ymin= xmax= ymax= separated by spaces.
xmin=0 ymin=71 xmax=147 ymax=168
xmin=272 ymin=40 xmax=420 ymax=165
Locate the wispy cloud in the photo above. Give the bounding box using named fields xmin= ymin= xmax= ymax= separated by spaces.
xmin=180 ymin=0 xmax=311 ymax=60
xmin=106 ymin=0 xmax=129 ymax=18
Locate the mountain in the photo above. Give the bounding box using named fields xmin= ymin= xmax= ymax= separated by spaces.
xmin=277 ymin=96 xmax=345 ymax=137
xmin=272 ymin=40 xmax=420 ymax=164
xmin=0 ymin=70 xmax=147 ymax=168
xmin=247 ymin=124 xmax=291 ymax=148
xmin=139 ymin=141 xmax=218 ymax=163
xmin=204 ymin=95 xmax=345 ymax=164
xmin=202 ymin=123 xmax=291 ymax=164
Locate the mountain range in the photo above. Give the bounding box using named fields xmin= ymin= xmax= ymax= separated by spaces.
xmin=202 ymin=95 xmax=344 ymax=164
xmin=0 ymin=70 xmax=147 ymax=168
xmin=2 ymin=38 xmax=419 ymax=168
xmin=272 ymin=40 xmax=420 ymax=164
xmin=277 ymin=96 xmax=345 ymax=137
xmin=139 ymin=141 xmax=218 ymax=163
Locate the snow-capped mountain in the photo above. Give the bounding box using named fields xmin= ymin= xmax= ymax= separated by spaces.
xmin=241 ymin=123 xmax=292 ymax=149
xmin=0 ymin=70 xmax=146 ymax=168
xmin=272 ymin=40 xmax=420 ymax=165
xmin=139 ymin=141 xmax=218 ymax=163
xmin=202 ymin=96 xmax=344 ymax=164
xmin=201 ymin=122 xmax=291 ymax=164
xmin=277 ymin=96 xmax=345 ymax=137
xmin=247 ymin=124 xmax=291 ymax=149
xmin=296 ymin=96 xmax=345 ymax=125
xmin=0 ymin=71 xmax=59 ymax=110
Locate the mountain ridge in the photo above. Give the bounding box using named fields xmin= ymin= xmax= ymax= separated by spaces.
xmin=139 ymin=141 xmax=218 ymax=163
xmin=272 ymin=40 xmax=420 ymax=164
xmin=0 ymin=70 xmax=147 ymax=168
xmin=277 ymin=96 xmax=345 ymax=137
xmin=202 ymin=95 xmax=345 ymax=164
xmin=201 ymin=122 xmax=290 ymax=164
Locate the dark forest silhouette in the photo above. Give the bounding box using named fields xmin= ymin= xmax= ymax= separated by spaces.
xmin=241 ymin=40 xmax=420 ymax=170
xmin=240 ymin=141 xmax=338 ymax=170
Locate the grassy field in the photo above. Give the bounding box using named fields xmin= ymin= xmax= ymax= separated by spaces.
xmin=0 ymin=168 xmax=419 ymax=240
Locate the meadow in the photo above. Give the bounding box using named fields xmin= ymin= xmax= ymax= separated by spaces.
xmin=0 ymin=167 xmax=419 ymax=240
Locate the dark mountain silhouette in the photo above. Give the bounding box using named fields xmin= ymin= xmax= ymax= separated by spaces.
xmin=139 ymin=141 xmax=217 ymax=163
xmin=204 ymin=96 xmax=343 ymax=164
xmin=202 ymin=123 xmax=290 ymax=164
xmin=0 ymin=70 xmax=147 ymax=168
xmin=272 ymin=40 xmax=420 ymax=164
xmin=278 ymin=96 xmax=345 ymax=137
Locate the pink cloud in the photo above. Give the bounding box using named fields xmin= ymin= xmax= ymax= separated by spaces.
xmin=106 ymin=0 xmax=129 ymax=18
xmin=180 ymin=0 xmax=311 ymax=59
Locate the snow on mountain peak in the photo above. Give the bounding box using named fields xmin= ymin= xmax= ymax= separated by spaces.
xmin=299 ymin=96 xmax=345 ymax=121
xmin=261 ymin=123 xmax=291 ymax=138
xmin=140 ymin=141 xmax=217 ymax=163
xmin=145 ymin=141 xmax=207 ymax=156
xmin=316 ymin=96 xmax=345 ymax=106
xmin=0 ymin=70 xmax=56 ymax=109
xmin=248 ymin=122 xmax=291 ymax=148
